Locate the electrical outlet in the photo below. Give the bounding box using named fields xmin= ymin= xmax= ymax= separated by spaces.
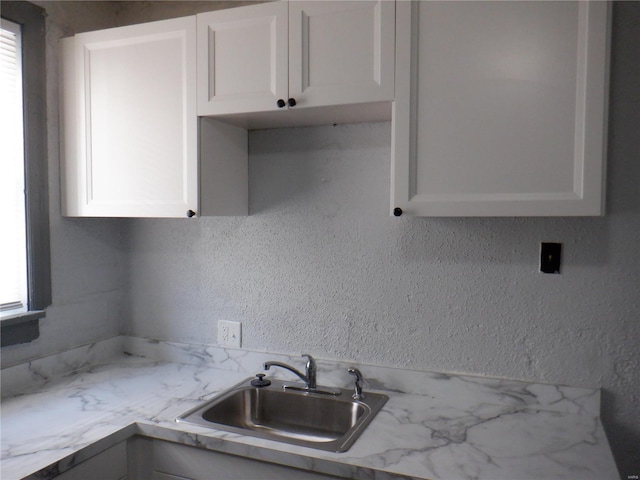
xmin=218 ymin=320 xmax=241 ymax=348
xmin=540 ymin=242 xmax=562 ymax=274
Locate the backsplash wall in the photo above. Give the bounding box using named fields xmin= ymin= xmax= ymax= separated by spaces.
xmin=125 ymin=121 xmax=630 ymax=382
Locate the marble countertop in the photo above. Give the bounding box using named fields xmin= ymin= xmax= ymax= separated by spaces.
xmin=0 ymin=337 xmax=619 ymax=479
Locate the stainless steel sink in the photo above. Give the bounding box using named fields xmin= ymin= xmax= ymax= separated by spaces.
xmin=177 ymin=377 xmax=388 ymax=452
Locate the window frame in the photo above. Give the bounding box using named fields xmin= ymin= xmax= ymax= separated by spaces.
xmin=1 ymin=0 xmax=51 ymax=347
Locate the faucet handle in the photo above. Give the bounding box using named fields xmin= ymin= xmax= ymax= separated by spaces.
xmin=301 ymin=354 xmax=317 ymax=389
xmin=348 ymin=367 xmax=366 ymax=400
xmin=301 ymin=354 xmax=316 ymax=374
xmin=348 ymin=367 xmax=364 ymax=382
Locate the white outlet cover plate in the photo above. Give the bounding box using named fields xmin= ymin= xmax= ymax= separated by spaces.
xmin=218 ymin=320 xmax=241 ymax=348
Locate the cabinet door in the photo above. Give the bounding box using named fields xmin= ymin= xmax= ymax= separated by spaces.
xmin=197 ymin=2 xmax=288 ymax=116
xmin=392 ymin=1 xmax=609 ymax=217
xmin=54 ymin=442 xmax=127 ymax=480
xmin=288 ymin=1 xmax=395 ymax=108
xmin=61 ymin=17 xmax=197 ymax=217
xmin=151 ymin=441 xmax=342 ymax=480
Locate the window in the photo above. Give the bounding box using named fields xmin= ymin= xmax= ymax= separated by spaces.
xmin=1 ymin=1 xmax=51 ymax=347
xmin=1 ymin=18 xmax=29 ymax=317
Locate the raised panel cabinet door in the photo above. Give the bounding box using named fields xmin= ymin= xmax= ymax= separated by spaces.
xmin=151 ymin=441 xmax=342 ymax=479
xmin=53 ymin=442 xmax=127 ymax=480
xmin=391 ymin=1 xmax=610 ymax=217
xmin=61 ymin=16 xmax=198 ymax=217
xmin=197 ymin=2 xmax=288 ymax=116
xmin=288 ymin=1 xmax=395 ymax=109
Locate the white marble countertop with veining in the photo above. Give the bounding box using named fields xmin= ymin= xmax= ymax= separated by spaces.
xmin=0 ymin=337 xmax=619 ymax=479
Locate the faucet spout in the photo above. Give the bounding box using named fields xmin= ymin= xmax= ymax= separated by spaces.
xmin=263 ymin=354 xmax=317 ymax=389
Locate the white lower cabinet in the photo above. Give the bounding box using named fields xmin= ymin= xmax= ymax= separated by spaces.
xmin=55 ymin=437 xmax=343 ymax=479
xmin=391 ymin=1 xmax=610 ymax=217
xmin=54 ymin=442 xmax=127 ymax=480
xmin=128 ymin=437 xmax=342 ymax=480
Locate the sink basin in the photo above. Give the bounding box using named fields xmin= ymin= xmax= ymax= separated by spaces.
xmin=177 ymin=378 xmax=388 ymax=452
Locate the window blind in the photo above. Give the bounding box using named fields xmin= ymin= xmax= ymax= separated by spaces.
xmin=0 ymin=18 xmax=28 ymax=316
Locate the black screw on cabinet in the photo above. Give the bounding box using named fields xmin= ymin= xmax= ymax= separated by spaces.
xmin=393 ymin=208 xmax=403 ymax=217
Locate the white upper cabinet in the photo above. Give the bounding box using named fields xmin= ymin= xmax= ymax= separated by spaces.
xmin=392 ymin=1 xmax=610 ymax=217
xmin=61 ymin=17 xmax=248 ymax=218
xmin=61 ymin=17 xmax=198 ymax=217
xmin=196 ymin=2 xmax=289 ymax=116
xmin=197 ymin=1 xmax=395 ymax=122
xmin=288 ymin=1 xmax=395 ymax=109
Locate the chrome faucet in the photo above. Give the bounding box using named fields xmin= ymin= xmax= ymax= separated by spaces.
xmin=348 ymin=367 xmax=365 ymax=400
xmin=264 ymin=353 xmax=317 ymax=390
